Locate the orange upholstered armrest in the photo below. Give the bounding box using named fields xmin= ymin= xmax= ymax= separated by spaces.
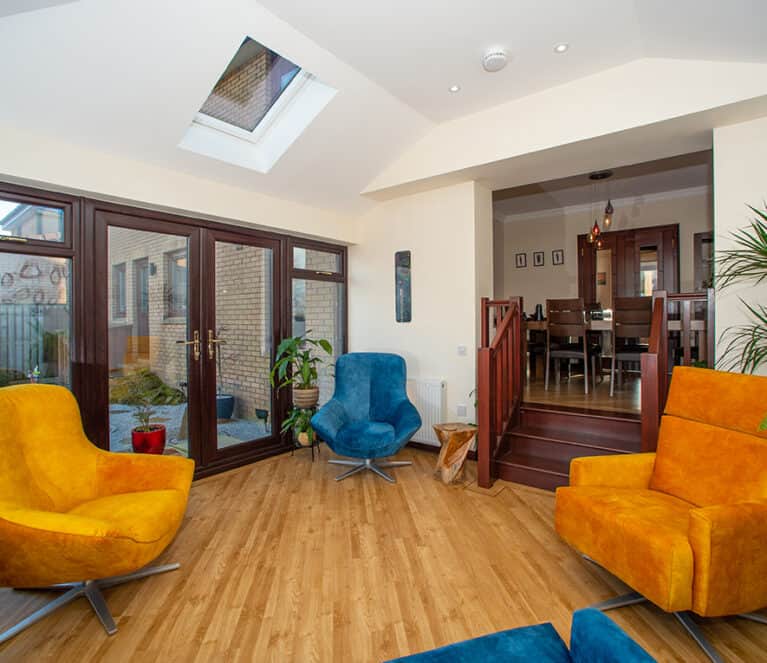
xmin=95 ymin=451 xmax=195 ymax=497
xmin=688 ymin=500 xmax=767 ymax=617
xmin=569 ymin=453 xmax=656 ymax=489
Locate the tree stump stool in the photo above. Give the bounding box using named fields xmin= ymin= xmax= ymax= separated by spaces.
xmin=433 ymin=423 xmax=477 ymax=484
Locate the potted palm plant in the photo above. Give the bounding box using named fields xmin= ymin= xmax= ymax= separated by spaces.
xmin=130 ymin=390 xmax=166 ymax=454
xmin=270 ymin=331 xmax=332 ymax=409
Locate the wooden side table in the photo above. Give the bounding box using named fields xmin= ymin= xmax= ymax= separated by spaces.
xmin=433 ymin=423 xmax=477 ymax=484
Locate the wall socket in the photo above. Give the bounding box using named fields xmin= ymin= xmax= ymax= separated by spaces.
xmin=457 ymin=345 xmax=467 ymax=356
xmin=456 ymin=403 xmax=467 ymax=417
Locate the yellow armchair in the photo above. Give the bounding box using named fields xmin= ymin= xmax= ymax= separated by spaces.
xmin=0 ymin=384 xmax=194 ymax=644
xmin=555 ymin=367 xmax=767 ymax=663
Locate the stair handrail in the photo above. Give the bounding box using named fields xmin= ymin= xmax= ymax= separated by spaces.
xmin=478 ymin=296 xmax=524 ymax=488
xmin=640 ymin=290 xmax=668 ymax=452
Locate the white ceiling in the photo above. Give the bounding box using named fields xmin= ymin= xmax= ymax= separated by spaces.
xmin=494 ymin=152 xmax=712 ymax=219
xmin=0 ymin=0 xmax=765 ymax=216
xmin=256 ymin=0 xmax=767 ymax=122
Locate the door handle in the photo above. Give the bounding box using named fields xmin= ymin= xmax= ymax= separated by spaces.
xmin=207 ymin=329 xmax=226 ymax=360
xmin=176 ymin=330 xmax=201 ymax=361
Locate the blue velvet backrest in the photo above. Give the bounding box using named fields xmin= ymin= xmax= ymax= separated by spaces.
xmin=333 ymin=353 xmax=409 ymax=423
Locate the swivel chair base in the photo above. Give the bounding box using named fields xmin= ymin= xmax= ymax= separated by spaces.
xmin=589 ymin=590 xmax=767 ymax=663
xmin=329 ymin=457 xmax=412 ymax=483
xmin=0 ymin=563 xmax=180 ymax=645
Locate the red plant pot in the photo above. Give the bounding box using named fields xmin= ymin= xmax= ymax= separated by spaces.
xmin=131 ymin=424 xmax=166 ymax=454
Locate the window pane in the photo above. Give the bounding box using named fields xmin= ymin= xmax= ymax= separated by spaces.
xmin=292 ymin=279 xmax=344 ymax=405
xmin=108 ymin=227 xmax=190 ymax=457
xmin=292 ymin=246 xmax=341 ymax=273
xmin=0 ymin=253 xmax=71 ymax=387
xmin=214 ymin=241 xmax=273 ymax=449
xmin=112 ymin=263 xmax=126 ymax=318
xmin=199 ymin=37 xmax=301 ymax=132
xmin=0 ymin=198 xmax=65 ymax=243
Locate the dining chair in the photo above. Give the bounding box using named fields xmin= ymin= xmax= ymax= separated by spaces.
xmin=545 ymin=298 xmax=601 ymax=395
xmin=610 ymin=296 xmax=652 ymax=396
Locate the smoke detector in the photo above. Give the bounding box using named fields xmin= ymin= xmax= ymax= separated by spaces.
xmin=482 ymin=48 xmax=508 ymax=73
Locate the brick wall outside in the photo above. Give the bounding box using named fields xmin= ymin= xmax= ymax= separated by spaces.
xmin=200 ymin=49 xmax=274 ymax=131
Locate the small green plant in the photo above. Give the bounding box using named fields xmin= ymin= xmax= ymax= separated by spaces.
xmin=132 ymin=393 xmax=156 ymax=432
xmin=281 ymin=407 xmax=314 ymax=441
xmin=270 ymin=331 xmax=332 ymax=391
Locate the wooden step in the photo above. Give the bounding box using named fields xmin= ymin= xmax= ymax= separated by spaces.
xmin=495 ymin=451 xmax=569 ymax=491
xmin=507 ymin=424 xmax=640 ymax=462
xmin=520 ymin=403 xmax=641 ymax=442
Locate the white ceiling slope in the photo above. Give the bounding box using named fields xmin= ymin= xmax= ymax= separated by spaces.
xmin=0 ymin=0 xmax=77 ymax=19
xmin=0 ymin=0 xmax=430 ymax=215
xmin=257 ymin=0 xmax=767 ymax=123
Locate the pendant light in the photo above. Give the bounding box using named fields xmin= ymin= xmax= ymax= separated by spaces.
xmin=587 ymin=170 xmax=614 ymax=245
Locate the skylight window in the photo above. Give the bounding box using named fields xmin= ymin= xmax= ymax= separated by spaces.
xmin=199 ymin=38 xmax=300 ymax=133
xmin=180 ymin=36 xmax=337 ymax=174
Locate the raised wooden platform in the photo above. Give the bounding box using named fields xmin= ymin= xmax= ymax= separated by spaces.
xmin=495 ymin=403 xmax=642 ymax=491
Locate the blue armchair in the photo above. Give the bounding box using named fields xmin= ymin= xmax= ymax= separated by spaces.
xmin=311 ymin=353 xmax=422 ymax=482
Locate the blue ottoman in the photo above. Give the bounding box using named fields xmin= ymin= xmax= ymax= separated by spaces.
xmin=386 ymin=609 xmax=655 ymax=662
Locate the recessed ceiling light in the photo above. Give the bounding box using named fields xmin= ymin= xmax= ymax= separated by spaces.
xmin=554 ymin=43 xmax=569 ymax=54
xmin=449 ymin=84 xmax=461 ymax=93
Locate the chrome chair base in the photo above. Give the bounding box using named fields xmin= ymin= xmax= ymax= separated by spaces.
xmin=0 ymin=563 xmax=180 ymax=645
xmin=590 ymin=591 xmax=766 ymax=663
xmin=329 ymin=457 xmax=412 ymax=483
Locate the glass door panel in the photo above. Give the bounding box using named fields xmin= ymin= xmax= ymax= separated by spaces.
xmin=211 ymin=240 xmax=275 ymax=452
xmin=0 ymin=253 xmax=71 ymax=387
xmin=291 ymin=278 xmax=344 ymax=405
xmin=107 ymin=226 xmax=192 ymax=457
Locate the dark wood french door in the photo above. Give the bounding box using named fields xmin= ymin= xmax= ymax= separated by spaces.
xmin=578 ymin=224 xmax=679 ymax=307
xmin=91 ymin=208 xmax=284 ymax=475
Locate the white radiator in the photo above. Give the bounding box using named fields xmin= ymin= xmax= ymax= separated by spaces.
xmin=406 ymin=378 xmax=446 ymax=446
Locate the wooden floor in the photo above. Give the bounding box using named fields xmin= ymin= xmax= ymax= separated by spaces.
xmin=525 ymin=371 xmax=641 ymax=414
xmin=1 ymin=449 xmax=765 ymax=662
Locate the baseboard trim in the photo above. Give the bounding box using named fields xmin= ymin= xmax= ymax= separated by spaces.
xmin=407 ymin=440 xmax=477 ymax=461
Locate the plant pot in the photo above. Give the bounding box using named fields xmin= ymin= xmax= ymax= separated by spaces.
xmin=131 ymin=424 xmax=166 ymax=454
xmin=297 ymin=430 xmax=315 ymax=447
xmin=292 ymin=387 xmax=319 ymax=409
xmin=216 ymin=394 xmax=235 ymax=420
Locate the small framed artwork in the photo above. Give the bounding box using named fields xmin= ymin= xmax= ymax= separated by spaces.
xmin=515 ymin=252 xmax=527 ymax=268
xmin=552 ymin=249 xmax=564 ymax=266
xmin=596 ymin=271 xmax=607 ymax=285
xmin=395 ymin=250 xmax=412 ymax=322
xmin=533 ymin=251 xmax=544 ymax=267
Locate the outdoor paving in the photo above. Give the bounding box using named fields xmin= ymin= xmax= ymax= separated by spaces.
xmin=109 ymin=403 xmax=270 ymax=455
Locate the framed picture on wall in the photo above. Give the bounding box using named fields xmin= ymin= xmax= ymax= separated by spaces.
xmin=552 ymin=249 xmax=564 ymax=266
xmin=533 ymin=251 xmax=544 ymax=267
xmin=515 ymin=252 xmax=527 ymax=268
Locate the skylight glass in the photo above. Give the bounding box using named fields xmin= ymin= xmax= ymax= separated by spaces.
xmin=199 ymin=37 xmax=301 ymax=132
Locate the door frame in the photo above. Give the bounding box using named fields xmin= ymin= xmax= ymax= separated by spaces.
xmin=199 ymin=227 xmax=288 ymax=470
xmin=577 ymin=223 xmax=679 ymax=303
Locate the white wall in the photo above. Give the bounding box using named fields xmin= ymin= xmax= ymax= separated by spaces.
xmin=349 ymin=181 xmax=493 ymax=437
xmin=0 ymin=125 xmax=357 ymax=244
xmin=494 ymin=189 xmax=712 ymax=312
xmin=713 ymin=116 xmax=767 ymax=373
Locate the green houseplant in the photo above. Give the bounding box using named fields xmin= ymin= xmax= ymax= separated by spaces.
xmin=270 ymin=331 xmax=332 ymax=409
xmin=716 ymin=203 xmax=767 ymax=429
xmin=716 ymin=204 xmax=767 ymax=374
xmin=129 ymin=383 xmax=166 ymax=454
xmin=281 ymin=407 xmax=315 ymax=447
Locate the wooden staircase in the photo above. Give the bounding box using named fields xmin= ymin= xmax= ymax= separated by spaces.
xmin=494 ymin=403 xmax=641 ymax=490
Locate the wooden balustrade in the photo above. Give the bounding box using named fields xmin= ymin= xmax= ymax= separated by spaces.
xmin=477 ymin=297 xmax=524 ymax=488
xmin=640 ymin=292 xmax=668 ymax=452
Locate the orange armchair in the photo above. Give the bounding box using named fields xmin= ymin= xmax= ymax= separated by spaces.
xmin=555 ymin=367 xmax=767 ymax=663
xmin=0 ymin=384 xmax=194 ymax=644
